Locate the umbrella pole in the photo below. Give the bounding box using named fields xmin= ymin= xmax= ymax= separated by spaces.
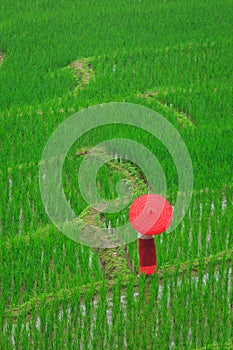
xmin=138 ymin=233 xmax=158 ymax=275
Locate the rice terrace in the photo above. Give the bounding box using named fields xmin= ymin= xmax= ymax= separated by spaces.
xmin=0 ymin=1 xmax=232 ymax=349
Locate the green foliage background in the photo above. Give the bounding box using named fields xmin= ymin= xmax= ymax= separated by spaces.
xmin=0 ymin=1 xmax=232 ymax=349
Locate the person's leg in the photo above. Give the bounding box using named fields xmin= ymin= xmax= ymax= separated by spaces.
xmin=138 ymin=233 xmax=157 ymax=275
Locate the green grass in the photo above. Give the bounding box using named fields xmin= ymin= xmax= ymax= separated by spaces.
xmin=1 ymin=0 xmax=233 ymax=349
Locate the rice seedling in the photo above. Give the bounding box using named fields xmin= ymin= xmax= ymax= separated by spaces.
xmin=1 ymin=0 xmax=232 ymax=348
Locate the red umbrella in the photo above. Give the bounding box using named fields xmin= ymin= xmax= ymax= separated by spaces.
xmin=129 ymin=194 xmax=173 ymax=275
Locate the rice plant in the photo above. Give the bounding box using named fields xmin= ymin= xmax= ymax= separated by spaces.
xmin=1 ymin=0 xmax=232 ymax=348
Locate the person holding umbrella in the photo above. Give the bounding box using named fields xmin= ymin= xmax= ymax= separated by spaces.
xmin=129 ymin=194 xmax=173 ymax=275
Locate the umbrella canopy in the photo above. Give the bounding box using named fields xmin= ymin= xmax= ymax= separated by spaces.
xmin=129 ymin=194 xmax=173 ymax=235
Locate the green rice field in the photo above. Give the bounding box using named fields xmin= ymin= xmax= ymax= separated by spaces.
xmin=1 ymin=1 xmax=232 ymax=349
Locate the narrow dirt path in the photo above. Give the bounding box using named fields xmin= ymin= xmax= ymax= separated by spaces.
xmin=0 ymin=51 xmax=4 ymax=65
xmin=75 ymin=148 xmax=147 ymax=279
